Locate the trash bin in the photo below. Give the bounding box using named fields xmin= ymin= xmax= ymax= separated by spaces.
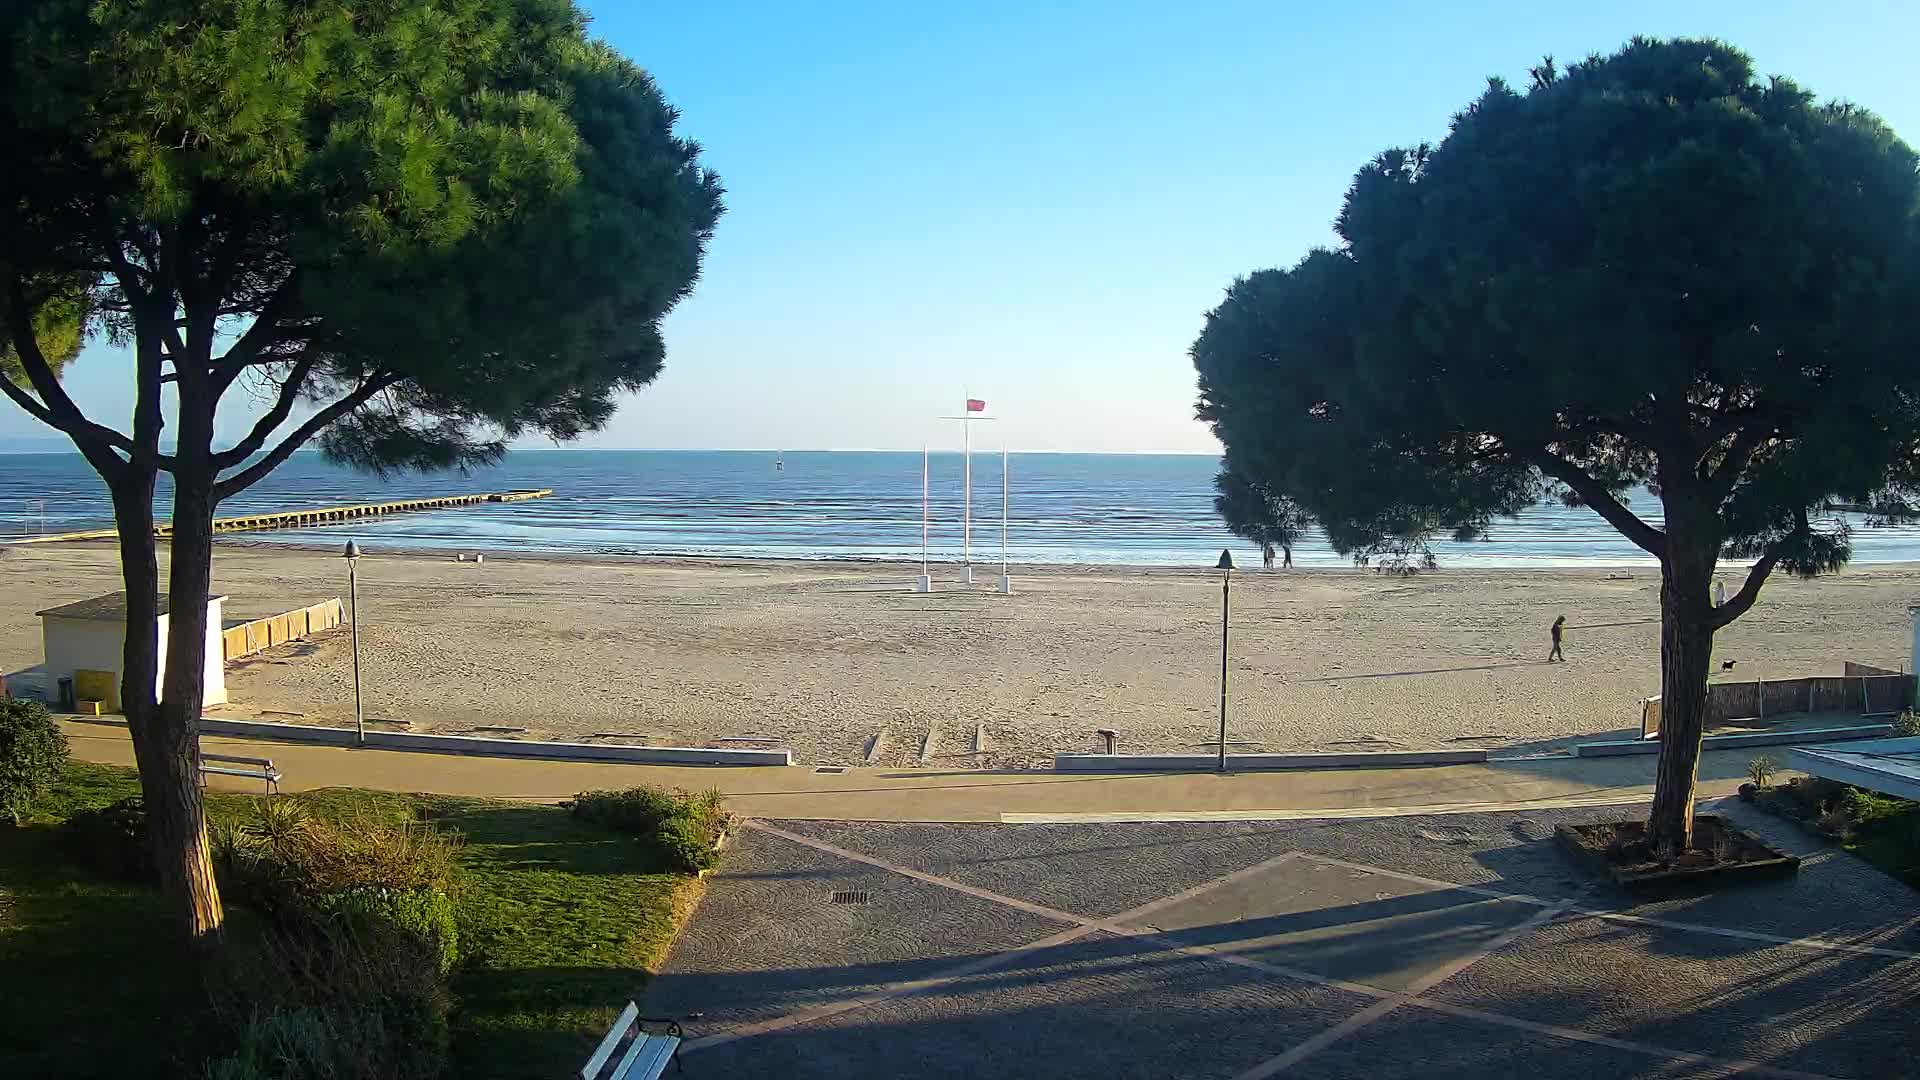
xmin=57 ymin=675 xmax=76 ymax=712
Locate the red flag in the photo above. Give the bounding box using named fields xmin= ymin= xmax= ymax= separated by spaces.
xmin=966 ymin=398 xmax=986 ymax=412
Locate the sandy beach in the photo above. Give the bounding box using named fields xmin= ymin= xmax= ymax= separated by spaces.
xmin=2 ymin=541 xmax=1916 ymax=767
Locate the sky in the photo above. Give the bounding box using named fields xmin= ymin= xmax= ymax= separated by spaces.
xmin=8 ymin=0 xmax=1920 ymax=454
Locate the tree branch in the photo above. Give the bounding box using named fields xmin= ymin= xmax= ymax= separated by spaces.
xmin=1709 ymin=508 xmax=1814 ymax=630
xmin=2 ymin=277 xmax=138 ymax=464
xmin=212 ymin=373 xmax=401 ymax=501
xmin=1709 ymin=549 xmax=1780 ymax=630
xmin=1530 ymin=450 xmax=1669 ymax=557
xmin=210 ymin=355 xmax=316 ymax=468
xmin=1704 ymin=424 xmax=1769 ymax=501
xmin=209 ymin=273 xmax=301 ymax=396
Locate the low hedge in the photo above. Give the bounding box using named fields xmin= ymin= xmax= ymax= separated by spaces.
xmin=569 ymin=786 xmax=727 ymax=872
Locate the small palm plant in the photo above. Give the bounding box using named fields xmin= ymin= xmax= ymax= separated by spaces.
xmin=1746 ymin=755 xmax=1778 ymax=790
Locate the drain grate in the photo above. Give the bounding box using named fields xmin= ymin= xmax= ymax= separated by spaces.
xmin=815 ymin=766 xmax=848 ymax=774
xmin=828 ymin=890 xmax=871 ymax=905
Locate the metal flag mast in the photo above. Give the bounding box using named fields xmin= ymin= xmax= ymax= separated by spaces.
xmin=998 ymin=445 xmax=1012 ymax=593
xmin=915 ymin=445 xmax=932 ymax=592
xmin=940 ymin=396 xmax=992 ymax=585
xmin=963 ymin=401 xmax=972 ymax=583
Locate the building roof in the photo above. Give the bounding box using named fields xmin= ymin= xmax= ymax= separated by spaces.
xmin=1790 ymin=737 xmax=1920 ymax=801
xmin=35 ymin=592 xmax=228 ymax=621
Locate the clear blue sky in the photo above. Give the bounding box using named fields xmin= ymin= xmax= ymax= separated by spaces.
xmin=10 ymin=0 xmax=1919 ymax=454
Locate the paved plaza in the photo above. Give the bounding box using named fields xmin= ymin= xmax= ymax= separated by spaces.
xmin=651 ymin=803 xmax=1920 ymax=1078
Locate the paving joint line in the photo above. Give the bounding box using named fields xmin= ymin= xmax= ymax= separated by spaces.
xmin=685 ymin=827 xmax=1304 ymax=1056
xmin=695 ymin=823 xmax=1870 ymax=1077
xmin=1293 ymin=851 xmax=1920 ymax=960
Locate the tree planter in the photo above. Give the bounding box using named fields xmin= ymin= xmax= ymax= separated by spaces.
xmin=1555 ymin=816 xmax=1800 ymax=893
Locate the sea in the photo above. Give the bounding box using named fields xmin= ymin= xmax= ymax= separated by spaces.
xmin=4 ymin=448 xmax=1920 ymax=568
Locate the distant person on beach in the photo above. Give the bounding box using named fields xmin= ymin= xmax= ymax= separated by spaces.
xmin=1262 ymin=542 xmax=1276 ymax=569
xmin=1548 ymin=615 xmax=1566 ymax=662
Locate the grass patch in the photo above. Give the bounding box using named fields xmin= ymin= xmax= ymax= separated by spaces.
xmin=1753 ymin=776 xmax=1920 ymax=889
xmin=1 ymin=764 xmax=704 ymax=1079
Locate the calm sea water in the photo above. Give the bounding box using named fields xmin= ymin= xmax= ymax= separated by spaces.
xmin=3 ymin=448 xmax=1919 ymax=567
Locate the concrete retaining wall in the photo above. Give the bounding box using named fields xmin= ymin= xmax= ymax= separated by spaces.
xmin=191 ymin=717 xmax=790 ymax=765
xmin=1053 ymin=748 xmax=1490 ymax=772
xmin=1574 ymin=723 xmax=1893 ymax=758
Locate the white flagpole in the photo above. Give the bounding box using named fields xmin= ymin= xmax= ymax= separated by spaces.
xmin=1001 ymin=446 xmax=1009 ymax=573
xmin=962 ymin=399 xmax=973 ymax=583
xmin=999 ymin=444 xmax=1012 ymax=594
xmin=916 ymin=445 xmax=931 ymax=593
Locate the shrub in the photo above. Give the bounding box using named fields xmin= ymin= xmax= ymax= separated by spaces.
xmin=305 ymin=885 xmax=459 ymax=974
xmin=658 ymin=813 xmax=721 ymax=873
xmin=1843 ymin=786 xmax=1905 ymax=824
xmin=63 ymin=795 xmax=151 ymax=879
xmin=0 ymin=697 xmax=67 ymax=825
xmin=249 ymin=795 xmax=314 ymax=848
xmin=203 ymin=918 xmax=450 ymax=1080
xmin=1746 ymin=755 xmax=1778 ymax=789
xmin=571 ymin=785 xmax=728 ymax=873
xmin=1815 ymin=802 xmax=1855 ymax=842
xmin=1894 ymin=708 xmax=1920 ymax=738
xmin=570 ymin=786 xmax=686 ymax=834
xmin=216 ymin=800 xmax=460 ymax=907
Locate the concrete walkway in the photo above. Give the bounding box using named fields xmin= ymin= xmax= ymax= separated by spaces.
xmin=652 ymin=807 xmax=1920 ymax=1078
xmin=61 ymin=719 xmax=1758 ymax=821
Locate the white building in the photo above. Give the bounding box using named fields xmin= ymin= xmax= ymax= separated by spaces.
xmin=35 ymin=592 xmax=228 ymax=710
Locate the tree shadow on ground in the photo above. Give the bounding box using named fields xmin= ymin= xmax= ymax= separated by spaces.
xmin=0 ymin=826 xmax=224 ymax=1079
xmin=449 ymin=964 xmax=648 ymax=1080
xmin=652 ymin=896 xmax=1920 ymax=1079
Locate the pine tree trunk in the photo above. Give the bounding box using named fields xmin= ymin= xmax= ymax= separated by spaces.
xmin=109 ymin=464 xmax=223 ymax=942
xmin=1646 ymin=536 xmax=1718 ymax=855
xmin=155 ymin=445 xmax=226 ymax=944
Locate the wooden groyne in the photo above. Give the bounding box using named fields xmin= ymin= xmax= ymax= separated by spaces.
xmin=8 ymin=489 xmax=552 ymax=544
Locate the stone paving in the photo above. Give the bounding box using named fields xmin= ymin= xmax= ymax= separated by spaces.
xmin=649 ymin=802 xmax=1920 ymax=1078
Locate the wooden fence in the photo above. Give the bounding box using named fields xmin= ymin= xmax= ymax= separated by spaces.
xmin=1640 ymin=664 xmax=1913 ymax=739
xmin=221 ymin=598 xmax=344 ymax=663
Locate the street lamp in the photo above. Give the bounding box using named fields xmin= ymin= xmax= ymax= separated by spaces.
xmin=343 ymin=540 xmax=364 ymax=746
xmin=1216 ymin=548 xmax=1234 ymax=772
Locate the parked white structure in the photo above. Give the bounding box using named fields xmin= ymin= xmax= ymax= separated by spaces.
xmin=36 ymin=592 xmax=228 ymax=709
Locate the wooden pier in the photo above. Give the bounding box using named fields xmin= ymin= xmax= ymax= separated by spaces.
xmin=8 ymin=489 xmax=552 ymax=544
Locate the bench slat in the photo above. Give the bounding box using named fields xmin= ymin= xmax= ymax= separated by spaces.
xmin=198 ymin=765 xmax=279 ymax=779
xmin=581 ymin=1001 xmax=640 ymax=1080
xmin=201 ymin=753 xmax=275 ymax=767
xmin=612 ymin=1034 xmax=678 ymax=1080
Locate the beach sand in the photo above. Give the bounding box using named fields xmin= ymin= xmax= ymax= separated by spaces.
xmin=2 ymin=542 xmax=1915 ymax=767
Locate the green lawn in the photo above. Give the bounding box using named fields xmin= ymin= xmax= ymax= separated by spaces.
xmin=1753 ymin=777 xmax=1920 ymax=889
xmin=0 ymin=763 xmax=703 ymax=1079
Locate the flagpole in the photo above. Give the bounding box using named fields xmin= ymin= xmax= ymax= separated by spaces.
xmin=962 ymin=397 xmax=973 ymax=584
xmin=962 ymin=402 xmax=972 ymax=583
xmin=998 ymin=445 xmax=1012 ymax=594
xmin=916 ymin=444 xmax=931 ymax=593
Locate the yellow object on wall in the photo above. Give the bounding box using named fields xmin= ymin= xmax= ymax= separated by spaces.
xmin=223 ymin=626 xmax=247 ymax=662
xmin=74 ymin=668 xmax=120 ymax=713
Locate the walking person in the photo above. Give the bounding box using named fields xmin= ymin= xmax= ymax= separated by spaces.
xmin=1262 ymin=542 xmax=1276 ymax=569
xmin=1548 ymin=614 xmax=1566 ymax=662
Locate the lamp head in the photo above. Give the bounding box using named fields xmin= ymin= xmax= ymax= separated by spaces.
xmin=1216 ymin=549 xmax=1234 ymax=571
xmin=343 ymin=540 xmax=362 ymax=560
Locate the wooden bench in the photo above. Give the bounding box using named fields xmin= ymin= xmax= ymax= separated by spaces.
xmin=580 ymin=1001 xmax=683 ymax=1079
xmin=197 ymin=752 xmax=281 ymax=795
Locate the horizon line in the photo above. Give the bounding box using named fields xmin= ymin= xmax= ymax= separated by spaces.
xmin=0 ymin=445 xmax=1224 ymax=458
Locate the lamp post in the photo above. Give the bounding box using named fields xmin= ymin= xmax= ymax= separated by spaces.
xmin=344 ymin=540 xmax=364 ymax=746
xmin=1216 ymin=548 xmax=1234 ymax=772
